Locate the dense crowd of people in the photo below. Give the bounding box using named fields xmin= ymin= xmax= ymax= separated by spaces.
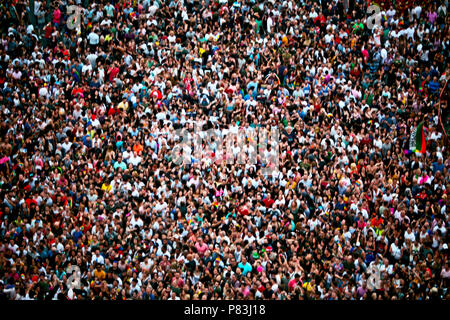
xmin=0 ymin=0 xmax=448 ymax=300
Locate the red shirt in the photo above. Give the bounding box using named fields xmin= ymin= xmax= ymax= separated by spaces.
xmin=350 ymin=67 xmax=361 ymax=78
xmin=108 ymin=107 xmax=118 ymax=116
xmin=314 ymin=101 xmax=321 ymax=112
xmin=71 ymin=87 xmax=84 ymax=97
xmin=238 ymin=206 xmax=250 ymax=216
xmin=183 ymin=77 xmax=193 ymax=92
xmin=360 ymin=137 xmax=371 ymax=146
xmin=25 ymin=198 xmax=37 ymax=208
xmin=108 ymin=67 xmax=120 ymax=82
xmin=263 ymin=198 xmax=275 ymax=208
xmin=44 ymin=25 xmax=53 ymax=39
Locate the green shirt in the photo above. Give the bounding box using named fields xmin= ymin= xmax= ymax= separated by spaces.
xmin=256 ymin=19 xmax=262 ymax=33
xmin=352 ymin=22 xmax=364 ymax=34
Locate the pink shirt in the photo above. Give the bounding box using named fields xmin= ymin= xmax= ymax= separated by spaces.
xmin=53 ymin=9 xmax=61 ymax=24
xmin=441 ymin=268 xmax=450 ymax=279
xmin=288 ymin=278 xmax=299 ymax=291
xmin=195 ymin=242 xmax=208 ymax=256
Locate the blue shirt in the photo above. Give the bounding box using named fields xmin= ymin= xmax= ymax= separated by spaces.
xmin=238 ymin=262 xmax=252 ymax=276
xmin=428 ymin=81 xmax=440 ymax=93
xmin=113 ymin=161 xmax=127 ymax=171
xmin=73 ymin=230 xmax=83 ymax=242
xmin=432 ymin=162 xmax=444 ymax=174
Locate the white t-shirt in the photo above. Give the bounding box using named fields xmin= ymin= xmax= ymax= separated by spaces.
xmin=404 ymin=230 xmax=416 ymax=242
xmin=62 ymin=141 xmax=72 ymax=152
xmin=87 ymin=32 xmax=99 ymax=45
xmin=168 ymin=35 xmax=176 ymax=43
xmin=267 ymin=17 xmax=273 ymax=33
xmin=390 ymin=243 xmax=401 ymax=260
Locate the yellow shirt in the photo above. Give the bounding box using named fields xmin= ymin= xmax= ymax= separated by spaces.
xmin=94 ymin=269 xmax=106 ymax=281
xmin=286 ymin=181 xmax=296 ymax=190
xmin=117 ymin=101 xmax=128 ymax=110
xmin=101 ymin=184 xmax=112 ymax=192
xmin=302 ymin=282 xmax=313 ymax=292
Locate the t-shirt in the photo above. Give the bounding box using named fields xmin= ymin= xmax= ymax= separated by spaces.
xmin=263 ymin=198 xmax=275 ymax=208
xmin=105 ymin=4 xmax=114 ymax=17
xmin=87 ymin=32 xmax=99 ymax=45
xmin=288 ymin=278 xmax=299 ymax=291
xmin=94 ymin=269 xmax=106 ymax=281
xmin=356 ymin=286 xmax=367 ymax=298
xmin=195 ymin=242 xmax=208 ymax=256
xmin=238 ymin=262 xmax=252 ymax=276
xmin=390 ymin=243 xmax=401 ymax=260
xmin=441 ymin=268 xmax=450 ymax=279
xmin=113 ymin=161 xmax=126 ymax=171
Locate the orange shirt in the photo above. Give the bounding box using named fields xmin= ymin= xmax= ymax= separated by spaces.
xmin=94 ymin=269 xmax=106 ymax=281
xmin=371 ymin=217 xmax=383 ymax=228
xmin=133 ymin=143 xmax=143 ymax=155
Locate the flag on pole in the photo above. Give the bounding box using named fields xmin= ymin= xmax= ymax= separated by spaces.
xmin=415 ymin=122 xmax=426 ymax=154
xmin=409 ymin=122 xmax=426 ymax=154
